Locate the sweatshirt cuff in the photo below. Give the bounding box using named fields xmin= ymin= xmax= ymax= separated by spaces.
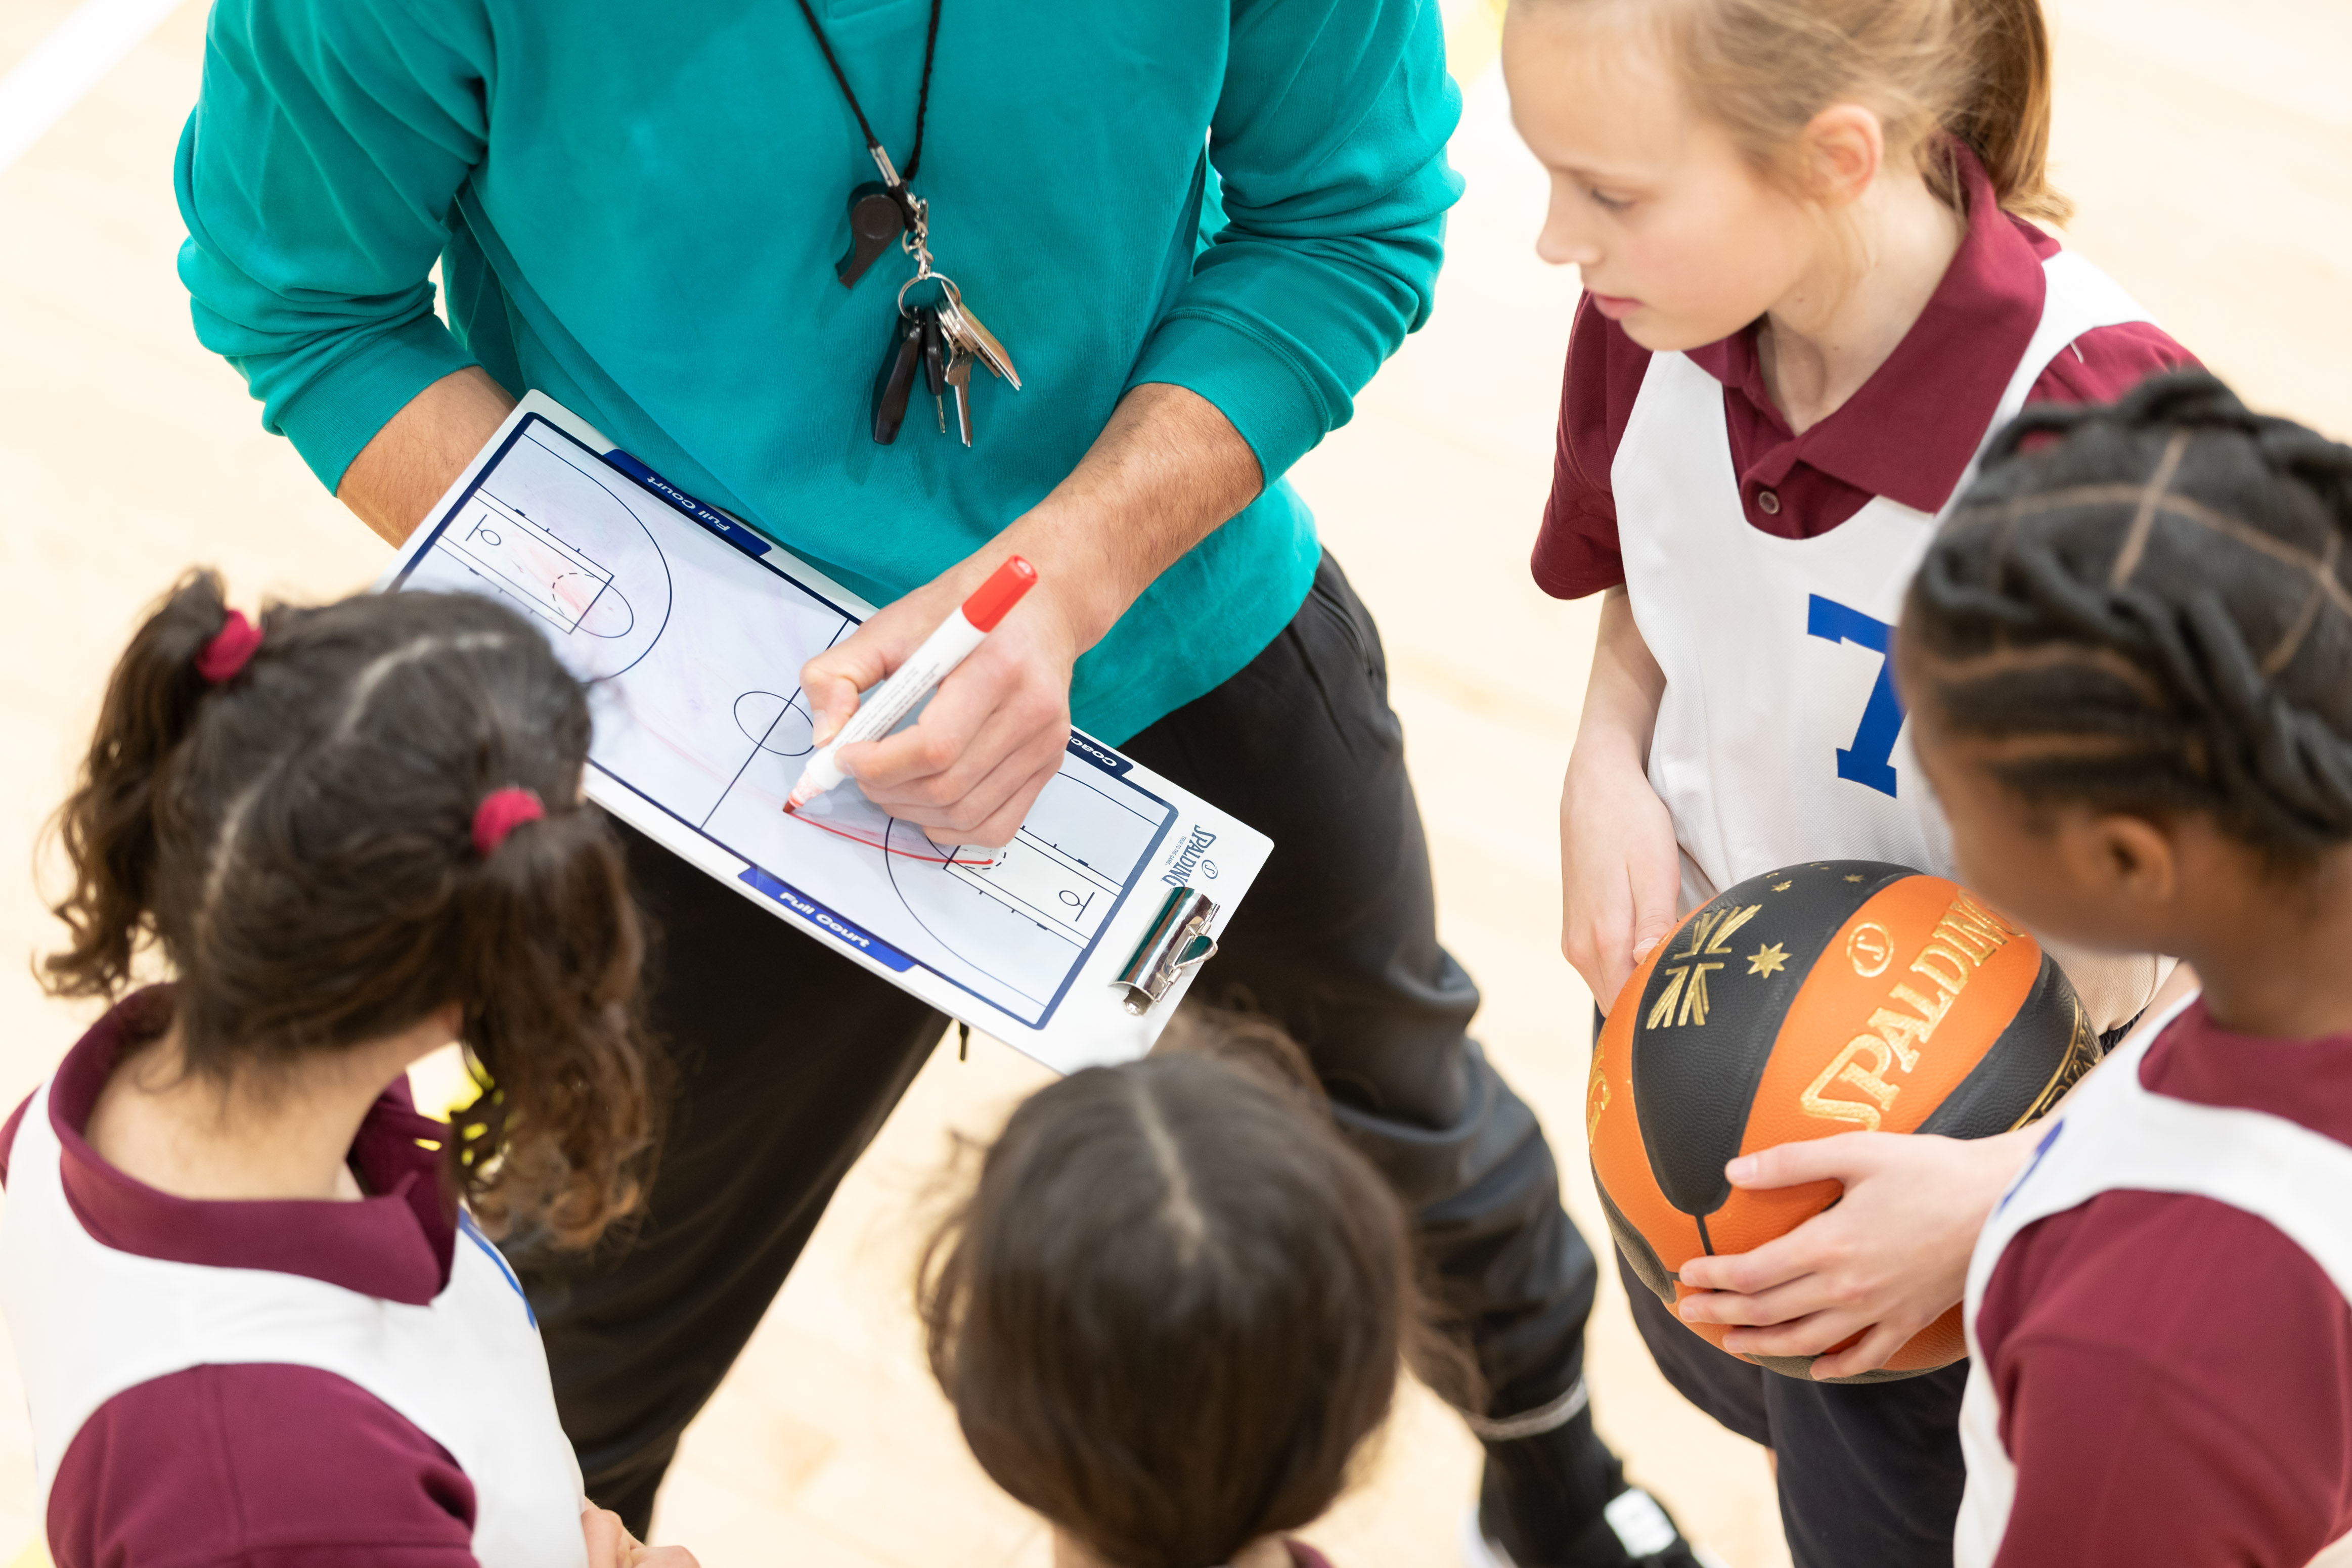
xmin=271 ymin=312 xmax=479 ymax=493
xmin=1128 ymin=308 xmax=1337 ymax=484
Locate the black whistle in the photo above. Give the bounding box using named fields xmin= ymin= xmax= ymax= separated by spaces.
xmin=871 ymin=311 xmax=925 ymax=444
xmin=837 ymin=182 xmax=906 ymax=288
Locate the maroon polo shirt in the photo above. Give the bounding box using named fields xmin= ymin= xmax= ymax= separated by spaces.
xmin=1974 ymin=1002 xmax=2352 ymax=1567
xmin=0 ymin=990 xmax=485 ymax=1568
xmin=1532 ymin=147 xmax=2200 ymax=600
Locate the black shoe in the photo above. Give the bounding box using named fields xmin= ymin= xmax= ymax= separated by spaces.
xmin=1465 ymin=1399 xmax=1721 ymax=1568
xmin=1463 ymin=1469 xmax=1723 ymax=1568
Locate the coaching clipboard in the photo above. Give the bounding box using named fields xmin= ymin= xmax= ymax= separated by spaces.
xmin=378 ymin=394 xmax=1269 ymax=1073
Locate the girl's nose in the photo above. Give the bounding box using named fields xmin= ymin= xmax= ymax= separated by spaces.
xmin=1536 ymin=192 xmax=1603 ymax=268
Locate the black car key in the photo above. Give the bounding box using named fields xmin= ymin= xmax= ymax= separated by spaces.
xmin=870 ymin=310 xmax=924 ymax=444
xmin=836 ymin=183 xmax=906 ymax=288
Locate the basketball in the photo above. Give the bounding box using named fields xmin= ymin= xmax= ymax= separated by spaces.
xmin=1588 ymin=860 xmax=2103 ymax=1382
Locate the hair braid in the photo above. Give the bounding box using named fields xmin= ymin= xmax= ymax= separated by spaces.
xmin=1903 ymin=371 xmax=2352 ymax=863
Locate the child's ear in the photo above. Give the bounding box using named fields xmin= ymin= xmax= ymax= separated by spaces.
xmin=1800 ymin=103 xmax=1883 ymax=208
xmin=2076 ymin=813 xmax=2180 ymax=906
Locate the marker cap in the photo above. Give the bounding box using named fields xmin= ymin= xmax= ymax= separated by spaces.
xmin=960 ymin=556 xmax=1038 ymax=633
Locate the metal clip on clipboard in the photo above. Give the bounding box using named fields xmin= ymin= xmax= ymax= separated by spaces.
xmin=1115 ymin=887 xmax=1220 ymax=1016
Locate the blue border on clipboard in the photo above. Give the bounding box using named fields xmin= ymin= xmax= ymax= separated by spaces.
xmin=393 ymin=412 xmax=1179 ymax=1031
xmin=736 ymin=867 xmax=915 ymax=971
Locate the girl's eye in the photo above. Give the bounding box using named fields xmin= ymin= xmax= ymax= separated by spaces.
xmin=1588 ymin=188 xmax=1632 ymax=213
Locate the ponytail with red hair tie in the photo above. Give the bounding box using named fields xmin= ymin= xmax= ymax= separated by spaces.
xmin=195 ymin=609 xmax=263 ymax=685
xmin=472 ymin=787 xmax=547 ymax=857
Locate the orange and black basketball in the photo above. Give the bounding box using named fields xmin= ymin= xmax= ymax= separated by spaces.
xmin=1588 ymin=860 xmax=2101 ymax=1381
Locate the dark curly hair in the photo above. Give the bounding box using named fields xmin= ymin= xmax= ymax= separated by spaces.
xmin=1900 ymin=371 xmax=2352 ymax=867
xmin=43 ymin=569 xmax=660 ymax=1248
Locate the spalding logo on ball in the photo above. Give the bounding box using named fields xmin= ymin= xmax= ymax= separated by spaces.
xmin=1588 ymin=860 xmax=2101 ymax=1382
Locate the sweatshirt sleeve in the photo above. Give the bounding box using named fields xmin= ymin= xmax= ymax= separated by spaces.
xmin=1127 ymin=0 xmax=1463 ymax=482
xmin=174 ymin=0 xmax=493 ymax=491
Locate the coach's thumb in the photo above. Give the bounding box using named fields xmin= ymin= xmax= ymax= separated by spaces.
xmin=801 ymin=648 xmax=878 ymax=748
xmin=807 ymin=689 xmax=855 ymax=748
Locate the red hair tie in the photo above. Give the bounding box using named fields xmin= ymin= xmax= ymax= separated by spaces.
xmin=195 ymin=610 xmax=263 ymax=685
xmin=472 ymin=787 xmax=546 ymax=857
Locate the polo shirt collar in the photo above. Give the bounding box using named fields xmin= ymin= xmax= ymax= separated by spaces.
xmin=49 ymin=988 xmax=459 ymax=1306
xmin=1684 ymin=144 xmax=2047 ymax=514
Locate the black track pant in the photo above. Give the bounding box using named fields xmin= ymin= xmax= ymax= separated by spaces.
xmin=1621 ymin=1251 xmax=1967 ymax=1568
xmin=519 ymin=551 xmax=1600 ymax=1530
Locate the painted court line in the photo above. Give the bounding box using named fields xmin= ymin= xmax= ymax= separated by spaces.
xmin=0 ymin=0 xmax=186 ymax=178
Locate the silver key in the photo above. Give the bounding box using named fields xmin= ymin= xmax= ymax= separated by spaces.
xmin=945 ymin=349 xmax=974 ymax=446
xmin=938 ymin=286 xmax=1019 ymax=389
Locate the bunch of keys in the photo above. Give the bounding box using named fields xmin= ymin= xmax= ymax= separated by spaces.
xmin=845 ymin=144 xmax=1019 ymax=449
xmin=871 ymin=276 xmax=1019 ymax=447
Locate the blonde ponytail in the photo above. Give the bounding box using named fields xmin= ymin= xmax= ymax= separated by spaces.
xmin=1948 ymin=0 xmax=2068 ymax=222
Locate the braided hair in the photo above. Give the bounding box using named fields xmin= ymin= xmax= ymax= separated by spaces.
xmin=1902 ymin=371 xmax=2352 ymax=867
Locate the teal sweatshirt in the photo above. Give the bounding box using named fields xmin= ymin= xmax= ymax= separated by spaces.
xmin=175 ymin=0 xmax=1463 ymax=742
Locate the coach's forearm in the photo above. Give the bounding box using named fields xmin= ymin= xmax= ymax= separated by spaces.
xmin=336 ymin=367 xmax=518 ymax=546
xmin=1001 ymin=381 xmax=1265 ymax=653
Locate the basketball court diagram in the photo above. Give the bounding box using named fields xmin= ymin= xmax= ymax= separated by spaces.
xmin=388 ymin=410 xmax=1189 ymax=1030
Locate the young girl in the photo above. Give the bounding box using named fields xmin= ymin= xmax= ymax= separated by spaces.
xmin=0 ymin=574 xmax=684 ymax=1568
xmin=1501 ymin=0 xmax=2197 ymax=1561
xmin=917 ymin=1008 xmax=1454 ymax=1568
xmin=1898 ymin=373 xmax=2352 ymax=1567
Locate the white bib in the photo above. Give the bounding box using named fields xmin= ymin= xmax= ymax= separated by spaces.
xmin=1957 ymin=997 xmax=2352 ymax=1568
xmin=1614 ymin=250 xmax=2164 ymax=1028
xmin=0 ymin=1079 xmax=590 ymax=1568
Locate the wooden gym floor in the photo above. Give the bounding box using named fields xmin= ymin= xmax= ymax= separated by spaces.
xmin=0 ymin=0 xmax=2342 ymax=1561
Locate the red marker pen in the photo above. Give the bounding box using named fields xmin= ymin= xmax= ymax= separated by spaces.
xmin=786 ymin=556 xmax=1038 ymax=809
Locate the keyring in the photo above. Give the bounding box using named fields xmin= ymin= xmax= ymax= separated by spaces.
xmin=896 ymin=268 xmax=957 ymax=320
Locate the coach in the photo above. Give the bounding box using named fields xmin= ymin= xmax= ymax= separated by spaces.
xmin=174 ymin=2 xmax=1694 ymax=1562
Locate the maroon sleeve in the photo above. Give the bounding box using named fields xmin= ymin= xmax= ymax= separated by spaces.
xmin=2024 ymin=319 xmax=2202 ymax=408
xmin=50 ymin=1364 xmax=483 ymax=1568
xmin=1531 ymin=293 xmax=1653 ymax=601
xmin=1982 ymin=1192 xmax=2352 ymax=1568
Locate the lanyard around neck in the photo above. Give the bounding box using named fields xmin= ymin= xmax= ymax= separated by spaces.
xmin=791 ymin=0 xmax=944 ymax=211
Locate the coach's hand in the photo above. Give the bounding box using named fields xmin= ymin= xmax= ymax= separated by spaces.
xmin=803 ymin=559 xmax=1081 ymax=849
xmin=1669 ymin=1125 xmax=2040 ymax=1379
xmin=796 ymin=384 xmax=1262 ymax=850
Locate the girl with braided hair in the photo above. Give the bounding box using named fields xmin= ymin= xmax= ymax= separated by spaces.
xmin=0 ymin=572 xmax=693 ymax=1568
xmin=1497 ymin=0 xmax=2200 ymax=1562
xmin=1899 ymin=371 xmax=2352 ymax=1567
